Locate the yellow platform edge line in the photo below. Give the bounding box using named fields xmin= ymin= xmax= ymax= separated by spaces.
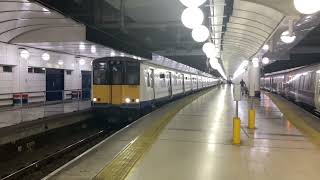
xmin=266 ymin=92 xmax=320 ymax=146
xmin=93 ymin=88 xmax=213 ymax=180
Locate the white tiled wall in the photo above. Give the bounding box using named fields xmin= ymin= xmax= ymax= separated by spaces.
xmin=0 ymin=42 xmax=92 ymax=105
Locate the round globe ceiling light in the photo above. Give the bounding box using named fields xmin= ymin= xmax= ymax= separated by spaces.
xmin=202 ymin=42 xmax=215 ymax=55
xmin=181 ymin=7 xmax=204 ymax=29
xmin=192 ymin=25 xmax=209 ymax=42
xmin=262 ymin=44 xmax=269 ymax=51
xmin=294 ymin=0 xmax=320 ymax=14
xmin=91 ymin=45 xmax=96 ymax=53
xmin=209 ymin=58 xmax=219 ymax=69
xmin=79 ymin=58 xmax=85 ymax=65
xmin=179 ymin=0 xmax=206 ymax=7
xmin=41 ymin=53 xmax=50 ymax=61
xmin=20 ymin=49 xmax=30 ymax=59
xmin=262 ymin=57 xmax=270 ymax=65
xmin=281 ymin=30 xmax=296 ymax=44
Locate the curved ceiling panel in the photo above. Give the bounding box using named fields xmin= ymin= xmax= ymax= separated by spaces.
xmin=0 ymin=0 xmax=85 ymax=43
xmin=221 ymin=0 xmax=285 ymax=76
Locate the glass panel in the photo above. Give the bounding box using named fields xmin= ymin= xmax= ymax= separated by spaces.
xmin=93 ymin=61 xmax=108 ymax=85
xmin=111 ymin=61 xmax=123 ymax=85
xmin=125 ymin=62 xmax=140 ymax=85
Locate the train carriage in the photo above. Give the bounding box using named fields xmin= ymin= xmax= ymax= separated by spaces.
xmin=261 ymin=64 xmax=320 ymax=112
xmin=92 ymin=57 xmax=220 ymax=123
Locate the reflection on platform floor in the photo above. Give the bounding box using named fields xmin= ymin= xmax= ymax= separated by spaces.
xmin=126 ymin=85 xmax=320 ymax=180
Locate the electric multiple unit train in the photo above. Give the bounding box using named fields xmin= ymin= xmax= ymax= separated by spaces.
xmin=91 ymin=57 xmax=220 ymax=122
xmin=261 ymin=63 xmax=320 ymax=112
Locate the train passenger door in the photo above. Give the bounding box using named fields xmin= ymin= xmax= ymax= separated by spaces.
xmin=110 ymin=61 xmax=123 ymax=105
xmin=182 ymin=74 xmax=185 ymax=93
xmin=314 ymin=72 xmax=320 ymax=111
xmin=168 ymin=72 xmax=172 ymax=97
xmin=150 ymin=69 xmax=155 ymax=100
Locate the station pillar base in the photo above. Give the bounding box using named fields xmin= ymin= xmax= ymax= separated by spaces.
xmin=233 ymin=117 xmax=241 ymax=145
xmin=248 ymin=109 xmax=256 ymax=129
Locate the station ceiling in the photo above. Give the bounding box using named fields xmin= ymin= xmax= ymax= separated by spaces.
xmin=35 ymin=0 xmax=320 ymax=76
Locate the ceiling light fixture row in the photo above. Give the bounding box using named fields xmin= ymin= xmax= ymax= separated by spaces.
xmin=179 ymin=0 xmax=226 ymax=79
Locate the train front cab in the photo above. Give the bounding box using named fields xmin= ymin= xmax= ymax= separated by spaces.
xmin=92 ymin=58 xmax=140 ymax=122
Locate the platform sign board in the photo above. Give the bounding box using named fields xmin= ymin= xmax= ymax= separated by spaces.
xmin=233 ymin=84 xmax=241 ymax=101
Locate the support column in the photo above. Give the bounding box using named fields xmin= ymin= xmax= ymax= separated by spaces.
xmin=248 ymin=61 xmax=256 ymax=129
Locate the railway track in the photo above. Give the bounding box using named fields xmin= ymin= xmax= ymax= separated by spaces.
xmin=0 ymin=115 xmax=124 ymax=180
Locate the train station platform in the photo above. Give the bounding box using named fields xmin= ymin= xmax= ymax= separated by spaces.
xmin=0 ymin=100 xmax=91 ymax=128
xmin=0 ymin=101 xmax=91 ymax=145
xmin=45 ymin=85 xmax=320 ymax=180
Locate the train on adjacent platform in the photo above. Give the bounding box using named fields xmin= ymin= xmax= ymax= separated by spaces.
xmin=261 ymin=63 xmax=320 ymax=113
xmin=91 ymin=57 xmax=221 ymax=123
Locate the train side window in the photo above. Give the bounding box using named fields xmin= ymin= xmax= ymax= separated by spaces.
xmin=160 ymin=73 xmax=165 ymax=79
xmin=125 ymin=62 xmax=140 ymax=85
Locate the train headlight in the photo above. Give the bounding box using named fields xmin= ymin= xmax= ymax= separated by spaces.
xmin=93 ymin=98 xmax=97 ymax=102
xmin=135 ymin=99 xmax=140 ymax=103
xmin=125 ymin=98 xmax=131 ymax=103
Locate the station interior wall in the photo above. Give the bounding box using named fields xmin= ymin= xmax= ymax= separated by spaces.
xmin=0 ymin=42 xmax=92 ymax=106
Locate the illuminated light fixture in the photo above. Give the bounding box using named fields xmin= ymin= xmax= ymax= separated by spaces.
xmin=79 ymin=42 xmax=86 ymax=50
xmin=42 ymin=8 xmax=50 ymax=12
xmin=262 ymin=57 xmax=270 ymax=64
xmin=252 ymin=58 xmax=259 ymax=68
xmin=20 ymin=49 xmax=30 ymax=59
xmin=79 ymin=58 xmax=85 ymax=65
xmin=262 ymin=44 xmax=269 ymax=51
xmin=317 ymin=70 xmax=320 ymax=74
xmin=179 ymin=0 xmax=206 ymax=7
xmin=125 ymin=98 xmax=131 ymax=103
xmin=41 ymin=53 xmax=50 ymax=61
xmin=181 ymin=7 xmax=204 ymax=29
xmin=137 ymin=57 xmax=142 ymax=60
xmin=209 ymin=58 xmax=219 ymax=69
xmin=91 ymin=45 xmax=96 ymax=53
xmin=281 ymin=30 xmax=296 ymax=44
xmin=192 ymin=25 xmax=209 ymax=42
xmin=120 ymin=53 xmax=125 ymax=57
xmin=202 ymin=42 xmax=215 ymax=55
xmin=243 ymin=60 xmax=249 ymax=67
xmin=135 ymin=99 xmax=140 ymax=103
xmin=294 ymin=0 xmax=320 ymax=14
xmin=58 ymin=60 xmax=64 ymax=65
xmin=110 ymin=51 xmax=116 ymax=57
xmin=302 ymin=72 xmax=308 ymax=76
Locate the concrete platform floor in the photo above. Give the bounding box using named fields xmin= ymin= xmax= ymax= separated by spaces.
xmin=125 ymin=85 xmax=320 ymax=180
xmin=0 ymin=101 xmax=91 ymax=128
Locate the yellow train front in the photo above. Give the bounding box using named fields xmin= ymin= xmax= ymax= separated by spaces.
xmin=92 ymin=57 xmax=141 ymax=124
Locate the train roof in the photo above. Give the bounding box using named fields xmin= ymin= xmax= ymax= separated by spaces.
xmin=264 ymin=66 xmax=305 ymax=77
xmin=93 ymin=55 xmax=216 ymax=78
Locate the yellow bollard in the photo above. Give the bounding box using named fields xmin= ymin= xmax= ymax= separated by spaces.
xmin=248 ymin=109 xmax=256 ymax=129
xmin=233 ymin=117 xmax=241 ymax=145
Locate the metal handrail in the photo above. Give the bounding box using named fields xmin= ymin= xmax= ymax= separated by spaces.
xmin=0 ymin=89 xmax=91 ymax=96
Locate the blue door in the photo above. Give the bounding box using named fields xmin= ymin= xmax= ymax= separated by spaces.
xmin=46 ymin=69 xmax=64 ymax=101
xmin=82 ymin=71 xmax=92 ymax=100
